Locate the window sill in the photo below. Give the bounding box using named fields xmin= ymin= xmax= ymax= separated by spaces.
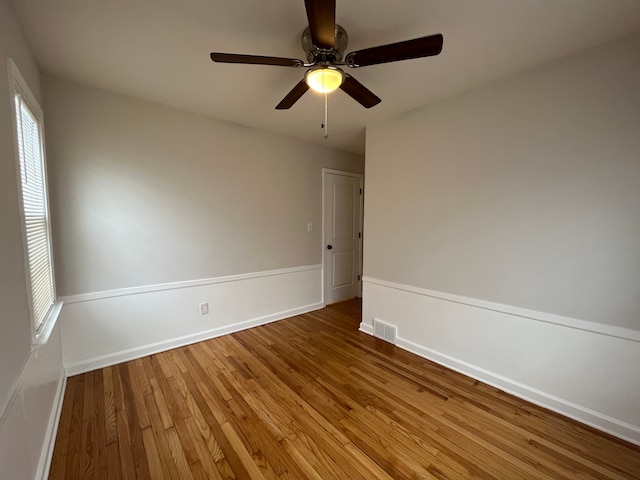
xmin=32 ymin=301 xmax=63 ymax=349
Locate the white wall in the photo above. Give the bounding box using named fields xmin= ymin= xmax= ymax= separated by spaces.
xmin=43 ymin=76 xmax=364 ymax=372
xmin=363 ymin=32 xmax=640 ymax=443
xmin=0 ymin=325 xmax=65 ymax=479
xmin=62 ymin=265 xmax=322 ymax=374
xmin=0 ymin=0 xmax=65 ymax=477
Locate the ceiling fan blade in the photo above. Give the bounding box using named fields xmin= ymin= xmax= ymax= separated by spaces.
xmin=210 ymin=52 xmax=303 ymax=67
xmin=304 ymin=0 xmax=336 ymax=49
xmin=275 ymin=80 xmax=310 ymax=109
xmin=340 ymin=75 xmax=381 ymax=109
xmin=345 ymin=34 xmax=443 ymax=67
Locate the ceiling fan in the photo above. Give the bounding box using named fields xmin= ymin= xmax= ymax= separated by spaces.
xmin=210 ymin=0 xmax=443 ymax=110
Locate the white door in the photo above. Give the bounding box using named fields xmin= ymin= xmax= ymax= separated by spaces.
xmin=323 ymin=170 xmax=362 ymax=304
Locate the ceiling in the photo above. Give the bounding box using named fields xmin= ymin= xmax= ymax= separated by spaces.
xmin=11 ymin=0 xmax=640 ymax=154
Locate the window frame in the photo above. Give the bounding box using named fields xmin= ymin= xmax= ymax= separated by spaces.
xmin=7 ymin=58 xmax=62 ymax=347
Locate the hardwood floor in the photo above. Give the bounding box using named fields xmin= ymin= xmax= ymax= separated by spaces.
xmin=50 ymin=299 xmax=640 ymax=479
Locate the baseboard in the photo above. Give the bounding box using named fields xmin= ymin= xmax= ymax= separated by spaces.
xmin=359 ymin=322 xmax=373 ymax=335
xmin=36 ymin=370 xmax=66 ymax=480
xmin=361 ymin=316 xmax=636 ymax=439
xmin=393 ymin=336 xmax=640 ymax=447
xmin=361 ymin=277 xmax=640 ymax=447
xmin=65 ymin=302 xmax=323 ymax=376
xmin=61 ymin=264 xmax=322 ymax=374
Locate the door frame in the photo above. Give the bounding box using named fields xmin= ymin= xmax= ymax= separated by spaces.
xmin=321 ymin=168 xmax=364 ymax=305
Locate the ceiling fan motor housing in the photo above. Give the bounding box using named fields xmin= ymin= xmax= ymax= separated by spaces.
xmin=302 ymin=24 xmax=348 ymax=63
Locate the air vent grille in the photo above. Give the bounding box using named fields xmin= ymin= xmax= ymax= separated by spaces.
xmin=373 ymin=319 xmax=397 ymax=344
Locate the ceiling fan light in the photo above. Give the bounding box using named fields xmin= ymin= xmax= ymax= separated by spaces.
xmin=305 ymin=67 xmax=344 ymax=93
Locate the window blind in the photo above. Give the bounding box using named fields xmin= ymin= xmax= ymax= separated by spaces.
xmin=15 ymin=94 xmax=55 ymax=332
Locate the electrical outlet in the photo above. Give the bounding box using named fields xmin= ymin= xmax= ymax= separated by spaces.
xmin=199 ymin=302 xmax=209 ymax=315
xmin=307 ymin=222 xmax=313 ymax=232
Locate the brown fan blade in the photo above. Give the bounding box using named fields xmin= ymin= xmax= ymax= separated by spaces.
xmin=345 ymin=34 xmax=443 ymax=67
xmin=340 ymin=75 xmax=381 ymax=108
xmin=276 ymin=80 xmax=310 ymax=109
xmin=210 ymin=52 xmax=304 ymax=67
xmin=304 ymin=0 xmax=336 ymax=49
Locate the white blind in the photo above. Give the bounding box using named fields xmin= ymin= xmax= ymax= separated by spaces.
xmin=15 ymin=93 xmax=55 ymax=332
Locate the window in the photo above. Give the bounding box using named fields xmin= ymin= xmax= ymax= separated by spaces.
xmin=8 ymin=58 xmax=62 ymax=346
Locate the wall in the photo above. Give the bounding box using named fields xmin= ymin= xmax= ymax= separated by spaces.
xmin=362 ymin=32 xmax=640 ymax=444
xmin=61 ymin=266 xmax=322 ymax=374
xmin=43 ymin=76 xmax=364 ymax=373
xmin=0 ymin=0 xmax=65 ymax=478
xmin=44 ymin=76 xmax=364 ymax=296
xmin=0 ymin=0 xmax=40 ymax=423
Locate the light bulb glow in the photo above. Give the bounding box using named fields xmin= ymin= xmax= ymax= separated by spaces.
xmin=305 ymin=68 xmax=343 ymax=93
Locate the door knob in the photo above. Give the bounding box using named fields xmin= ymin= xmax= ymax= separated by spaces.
xmin=327 ymin=244 xmax=333 ymax=250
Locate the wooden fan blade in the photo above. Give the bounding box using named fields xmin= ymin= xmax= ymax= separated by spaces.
xmin=276 ymin=80 xmax=310 ymax=109
xmin=345 ymin=34 xmax=443 ymax=67
xmin=340 ymin=75 xmax=381 ymax=108
xmin=304 ymin=0 xmax=335 ymax=49
xmin=210 ymin=52 xmax=303 ymax=67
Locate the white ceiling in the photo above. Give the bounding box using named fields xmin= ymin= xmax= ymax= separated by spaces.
xmin=11 ymin=0 xmax=640 ymax=154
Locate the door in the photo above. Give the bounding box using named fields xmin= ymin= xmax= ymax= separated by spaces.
xmin=323 ymin=170 xmax=362 ymax=305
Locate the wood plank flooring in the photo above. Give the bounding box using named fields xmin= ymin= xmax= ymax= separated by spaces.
xmin=50 ymin=299 xmax=640 ymax=479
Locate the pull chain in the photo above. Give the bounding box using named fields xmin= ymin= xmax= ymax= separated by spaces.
xmin=323 ymin=92 xmax=328 ymax=139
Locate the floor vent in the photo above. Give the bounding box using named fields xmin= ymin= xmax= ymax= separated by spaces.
xmin=373 ymin=319 xmax=397 ymax=344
